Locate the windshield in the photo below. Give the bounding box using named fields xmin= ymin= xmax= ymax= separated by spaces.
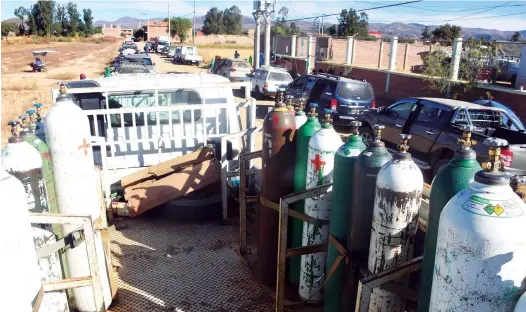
xmin=142 ymin=58 xmax=153 ymax=66
xmin=159 ymin=42 xmax=169 ymax=47
xmin=269 ymin=72 xmax=292 ymax=82
xmin=233 ymin=61 xmax=251 ymax=69
xmin=337 ymin=82 xmax=373 ymax=100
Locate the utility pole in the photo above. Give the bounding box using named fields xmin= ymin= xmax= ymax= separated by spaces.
xmin=192 ymin=1 xmax=196 ymax=44
xmin=253 ymin=1 xmax=263 ymax=70
xmin=168 ymin=0 xmax=171 ymax=42
xmin=263 ymin=1 xmax=274 ymax=67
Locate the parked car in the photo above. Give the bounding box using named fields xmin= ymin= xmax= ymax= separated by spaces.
xmin=473 ymin=99 xmax=525 ymax=132
xmin=284 ymin=73 xmax=376 ymax=125
xmin=115 ymin=63 xmax=153 ymax=74
xmin=174 ymin=46 xmax=203 ymax=66
xmin=492 ymin=59 xmax=520 ymax=85
xmin=114 ymin=54 xmax=155 ymax=73
xmin=358 ymin=97 xmax=526 ymax=180
xmin=214 ymin=58 xmax=253 ymax=82
xmin=246 ymin=66 xmax=293 ymax=98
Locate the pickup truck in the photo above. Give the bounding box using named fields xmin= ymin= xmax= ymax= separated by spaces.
xmin=358 ymin=97 xmax=526 ymax=181
xmin=174 ymin=46 xmax=203 ymax=66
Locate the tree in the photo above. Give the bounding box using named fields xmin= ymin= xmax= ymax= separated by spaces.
xmin=337 ymin=9 xmax=368 ymax=37
xmin=271 ymin=6 xmax=299 ymax=36
xmin=222 ymin=5 xmax=243 ymax=35
xmin=169 ymin=17 xmax=192 ymax=42
xmin=56 ymin=4 xmax=68 ymax=36
xmin=202 ymin=7 xmax=223 ymax=35
xmin=1 ymin=21 xmax=18 ymax=39
xmin=421 ymin=26 xmax=431 ymax=40
xmin=328 ymin=24 xmax=337 ymax=36
xmin=14 ymin=6 xmax=27 ymax=35
xmin=511 ymin=31 xmax=521 ymax=42
xmin=432 ymin=23 xmax=462 ymax=46
xmin=423 ymin=37 xmax=496 ymax=99
xmin=93 ymin=26 xmax=103 ymax=34
xmin=27 ymin=5 xmax=38 ymax=35
xmin=67 ymin=2 xmax=80 ymax=34
xmin=83 ymin=8 xmax=93 ymax=35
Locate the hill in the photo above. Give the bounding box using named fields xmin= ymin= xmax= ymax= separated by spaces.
xmin=93 ymin=15 xmax=524 ymax=40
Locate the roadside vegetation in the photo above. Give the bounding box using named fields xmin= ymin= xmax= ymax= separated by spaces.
xmin=2 ymin=0 xmax=101 ymax=40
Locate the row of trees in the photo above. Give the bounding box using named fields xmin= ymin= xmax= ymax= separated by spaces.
xmin=5 ymin=1 xmax=98 ymax=37
xmin=202 ymin=6 xmax=243 ymax=35
xmin=272 ymin=7 xmax=301 ymax=36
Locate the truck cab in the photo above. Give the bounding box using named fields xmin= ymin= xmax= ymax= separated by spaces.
xmin=50 ymin=73 xmax=252 ymax=200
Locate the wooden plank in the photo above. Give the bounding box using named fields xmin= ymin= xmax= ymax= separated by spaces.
xmin=125 ymin=159 xmax=221 ymax=216
xmin=120 ymin=146 xmax=215 ymax=188
xmin=101 ymin=228 xmax=119 ymax=300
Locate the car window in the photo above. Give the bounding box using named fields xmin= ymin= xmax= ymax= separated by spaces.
xmin=304 ymin=78 xmax=317 ymax=90
xmin=142 ymin=58 xmax=152 ymax=66
xmin=337 ymin=82 xmax=373 ymax=100
xmin=254 ymin=70 xmax=262 ymax=79
xmin=108 ymin=89 xmax=204 ymax=127
xmin=233 ymin=61 xmax=251 ymax=68
xmin=387 ymin=102 xmax=414 ymax=119
xmin=261 ymin=71 xmax=269 ymax=80
xmin=292 ymin=77 xmax=307 ymax=88
xmin=269 ymin=72 xmax=292 ymax=82
xmin=416 ymin=105 xmax=444 ymax=124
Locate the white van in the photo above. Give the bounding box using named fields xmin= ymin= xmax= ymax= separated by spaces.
xmin=50 ymin=73 xmax=253 ymax=195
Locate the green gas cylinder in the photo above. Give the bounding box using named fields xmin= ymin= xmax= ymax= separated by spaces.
xmin=341 ymin=124 xmax=393 ymax=312
xmin=418 ymin=125 xmax=482 ymax=312
xmin=324 ymin=121 xmax=366 ymax=312
xmin=289 ymin=103 xmax=321 ymax=284
xmin=21 ymin=110 xmax=61 ymax=236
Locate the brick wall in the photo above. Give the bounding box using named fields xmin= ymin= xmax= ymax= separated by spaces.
xmin=276 ymin=36 xmax=292 ymax=55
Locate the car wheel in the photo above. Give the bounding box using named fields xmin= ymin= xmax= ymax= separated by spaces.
xmin=432 ymin=158 xmax=451 ymax=178
xmin=359 ymin=126 xmax=374 ymax=146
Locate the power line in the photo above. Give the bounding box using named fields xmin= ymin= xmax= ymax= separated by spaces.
xmin=444 ymin=1 xmax=511 ymax=21
xmin=355 ymin=1 xmax=526 ymax=13
xmin=370 ymin=9 xmax=526 ymax=24
xmin=281 ymin=0 xmax=423 ymax=23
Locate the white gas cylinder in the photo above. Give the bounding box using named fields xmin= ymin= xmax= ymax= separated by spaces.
xmin=0 ymin=168 xmax=42 ymax=311
xmin=299 ymin=111 xmax=342 ymax=302
xmin=516 ymin=291 xmax=526 ymax=312
xmin=45 ymin=95 xmax=112 ymax=310
xmin=367 ymin=135 xmax=423 ymax=312
xmin=294 ymin=113 xmax=308 ymax=129
xmin=429 ymin=179 xmax=526 ymax=311
xmin=32 ymin=227 xmax=70 ymax=312
xmin=430 ymin=138 xmax=526 ymax=312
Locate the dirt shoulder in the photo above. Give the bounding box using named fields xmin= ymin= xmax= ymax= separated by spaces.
xmin=1 ymin=40 xmax=121 ymax=147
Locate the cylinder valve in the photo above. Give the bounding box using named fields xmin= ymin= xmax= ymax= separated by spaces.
xmin=308 ymin=103 xmax=318 ymax=117
xmin=481 ymin=137 xmax=508 ymax=172
xmin=8 ymin=121 xmax=20 ymax=137
xmin=397 ymin=134 xmax=411 ymax=153
xmin=33 ymin=103 xmax=43 ymax=120
xmin=19 ymin=115 xmax=28 ymax=129
xmin=321 ymin=109 xmax=333 ymax=124
xmin=457 ymin=125 xmax=477 ymax=150
xmin=373 ymin=124 xmax=385 ymax=142
xmin=350 ymin=120 xmax=362 ymax=136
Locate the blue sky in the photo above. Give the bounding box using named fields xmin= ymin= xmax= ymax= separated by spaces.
xmin=2 ymin=1 xmax=525 ymax=31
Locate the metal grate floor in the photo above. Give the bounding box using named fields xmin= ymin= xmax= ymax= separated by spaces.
xmin=109 ymin=217 xmax=274 ymax=312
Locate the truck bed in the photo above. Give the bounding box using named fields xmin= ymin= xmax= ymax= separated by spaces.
xmin=108 ymin=216 xmax=320 ymax=312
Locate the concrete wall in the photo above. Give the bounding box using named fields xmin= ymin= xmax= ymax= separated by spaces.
xmin=276 ymin=36 xmax=292 ymax=55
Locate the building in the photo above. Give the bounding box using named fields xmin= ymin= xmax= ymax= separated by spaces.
xmin=368 ymin=31 xmax=382 ymax=38
xmin=146 ymin=20 xmax=193 ymax=42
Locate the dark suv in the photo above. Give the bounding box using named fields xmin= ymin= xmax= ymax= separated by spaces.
xmin=284 ymin=73 xmax=376 ymax=125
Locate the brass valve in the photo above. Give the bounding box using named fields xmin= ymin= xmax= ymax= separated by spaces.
xmin=8 ymin=121 xmax=20 ymax=137
xmin=19 ymin=115 xmax=28 ymax=128
xmin=308 ymin=103 xmax=319 ymax=117
xmin=33 ymin=103 xmax=43 ymax=119
xmin=58 ymin=82 xmax=67 ymax=95
xmin=397 ymin=133 xmax=411 ymax=153
xmin=373 ymin=124 xmax=385 ymax=142
xmin=350 ymin=121 xmax=362 ymax=136
xmin=481 ymin=137 xmax=507 ymax=172
xmin=457 ymin=125 xmax=477 ymax=149
xmin=321 ymin=109 xmax=333 ymax=124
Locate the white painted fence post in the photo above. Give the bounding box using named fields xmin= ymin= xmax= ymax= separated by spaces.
xmin=388 ymin=36 xmax=398 ymax=71
xmin=450 ymin=37 xmax=463 ymax=81
xmin=346 ymin=36 xmax=354 ymax=65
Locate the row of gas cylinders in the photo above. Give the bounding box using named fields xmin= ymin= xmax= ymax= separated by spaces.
xmin=258 ymin=91 xmax=526 ymax=312
xmin=1 ymin=96 xmax=112 ymax=311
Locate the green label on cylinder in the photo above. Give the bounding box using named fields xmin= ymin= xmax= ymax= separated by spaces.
xmin=462 ymin=195 xmax=524 ymax=218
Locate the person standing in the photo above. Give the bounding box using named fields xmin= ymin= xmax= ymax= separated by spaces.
xmin=234 ymin=50 xmax=240 ymax=59
xmin=249 ymin=55 xmax=253 ymax=66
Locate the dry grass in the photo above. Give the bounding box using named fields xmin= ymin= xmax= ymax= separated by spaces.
xmin=2 ymin=35 xmax=121 ymax=45
xmin=47 ymin=72 xmax=77 ymax=80
xmin=3 ymin=79 xmax=38 ymax=91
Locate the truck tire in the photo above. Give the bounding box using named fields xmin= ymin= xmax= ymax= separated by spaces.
xmin=432 ymin=157 xmax=451 ymax=177
xmin=359 ymin=126 xmax=374 ymax=146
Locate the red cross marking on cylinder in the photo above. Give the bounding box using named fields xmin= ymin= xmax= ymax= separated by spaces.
xmin=78 ymin=138 xmax=90 ymax=156
xmin=272 ymin=114 xmax=280 ymax=124
xmin=311 ymin=154 xmax=326 ymax=172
